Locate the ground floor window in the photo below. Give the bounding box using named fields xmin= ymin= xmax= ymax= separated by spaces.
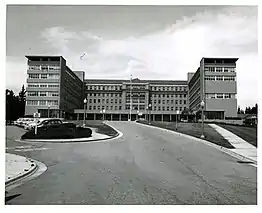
xmin=205 ymin=111 xmax=224 ymax=120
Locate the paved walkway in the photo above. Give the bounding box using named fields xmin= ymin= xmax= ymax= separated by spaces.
xmin=209 ymin=124 xmax=257 ymax=163
xmin=5 ymin=153 xmax=37 ymax=185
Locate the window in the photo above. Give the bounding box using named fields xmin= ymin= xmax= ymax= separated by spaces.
xmin=93 ymin=106 xmax=96 ymax=110
xmin=48 ymin=74 xmax=59 ymax=79
xmin=158 ymin=107 xmax=161 ymax=110
xmin=98 ymin=99 xmax=101 ymax=103
xmin=180 ymin=94 xmax=182 ymax=98
xmin=224 ymin=67 xmax=235 ymax=72
xmin=119 ymin=106 xmax=122 ymax=110
xmin=106 ymin=100 xmax=109 ymax=104
xmin=184 ymin=107 xmax=187 ymax=110
xmin=167 ymin=100 xmax=169 ymax=104
xmin=110 ymin=106 xmax=113 ymax=110
xmin=111 ymin=100 xmax=113 ymax=104
xmin=119 ymin=100 xmax=122 ymax=104
xmin=102 ymin=99 xmax=104 ymax=104
xmin=175 ymin=107 xmax=178 ymax=110
xmin=224 ymin=76 xmax=235 ymax=81
xmin=206 ymin=93 xmax=216 ymax=99
xmin=216 ymin=67 xmax=223 ymax=72
xmin=180 ymin=100 xmax=182 ymax=104
xmin=28 ymin=65 xmax=41 ymax=70
xmin=163 ymin=100 xmax=165 ymax=104
xmin=48 ymin=84 xmax=59 ymax=88
xmin=41 ymin=74 xmax=48 ymax=79
xmin=40 ymin=92 xmax=46 ymax=96
xmin=167 ymin=107 xmax=169 ymax=111
xmin=154 ymin=100 xmax=157 ymax=104
xmin=115 ymin=106 xmax=117 ymax=110
xmin=89 ymin=99 xmax=92 ymax=103
xmin=171 ymin=107 xmax=174 ymax=111
xmin=175 ymin=100 xmax=178 ymax=104
xmin=48 ymin=65 xmax=60 ymax=71
xmin=167 ymin=95 xmax=169 ymax=98
xmin=94 ymin=94 xmax=96 ymax=97
xmin=158 ymin=94 xmax=161 ymax=98
xmin=205 ymin=76 xmax=216 ymax=81
xmin=26 ymin=100 xmax=38 ymax=105
xmin=171 ymin=100 xmax=174 ymax=104
xmin=216 ymin=76 xmax=223 ymax=81
xmin=28 ymin=84 xmax=39 ymax=88
xmin=39 ymin=100 xmax=46 ymax=105
xmin=184 ymin=100 xmax=186 ymax=104
xmin=28 ymin=91 xmax=38 ymax=96
xmin=28 ymin=74 xmax=40 ymax=79
xmin=184 ymin=94 xmax=187 ymax=98
xmin=224 ymin=94 xmax=231 ymax=99
xmin=216 ymin=94 xmax=224 ymax=99
xmin=180 ymin=107 xmax=182 ymax=111
xmin=159 ymin=100 xmax=161 ymax=104
xmin=204 ymin=67 xmax=215 ymax=72
xmin=98 ymin=106 xmax=101 ymax=110
xmin=47 ymin=100 xmax=58 ymax=106
xmin=162 ymin=107 xmax=165 ymax=111
xmin=94 ymin=99 xmax=96 ymax=104
xmin=47 ymin=92 xmax=59 ymax=97
xmin=162 ymin=94 xmax=165 ymax=97
xmin=89 ymin=106 xmax=92 ymax=110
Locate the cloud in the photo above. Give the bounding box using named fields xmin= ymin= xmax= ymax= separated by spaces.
xmin=22 ymin=6 xmax=257 ymax=109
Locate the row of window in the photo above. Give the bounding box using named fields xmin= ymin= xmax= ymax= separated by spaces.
xmin=205 ymin=93 xmax=236 ymax=99
xmin=27 ymin=91 xmax=59 ymax=97
xmin=204 ymin=67 xmax=235 ymax=72
xmin=205 ymin=76 xmax=236 ymax=81
xmin=28 ymin=65 xmax=60 ymax=71
xmin=87 ymin=105 xmax=187 ymax=111
xmin=28 ymin=73 xmax=60 ymax=79
xmin=87 ymin=85 xmax=122 ymax=91
xmin=153 ymin=100 xmax=186 ymax=104
xmin=88 ymin=99 xmax=122 ymax=104
xmin=26 ymin=100 xmax=58 ymax=106
xmin=27 ymin=84 xmax=59 ymax=88
xmin=151 ymin=86 xmax=187 ymax=91
xmin=87 ymin=93 xmax=121 ymax=97
xmin=151 ymin=94 xmax=187 ymax=98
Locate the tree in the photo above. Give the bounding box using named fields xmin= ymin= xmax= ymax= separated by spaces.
xmin=237 ymin=106 xmax=241 ymax=114
xmin=18 ymin=85 xmax=26 ymax=117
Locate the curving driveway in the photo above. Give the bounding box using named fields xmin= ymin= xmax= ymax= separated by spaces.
xmin=5 ymin=122 xmax=257 ymax=204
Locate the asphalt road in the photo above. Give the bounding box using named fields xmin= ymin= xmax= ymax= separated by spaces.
xmin=5 ymin=122 xmax=257 ymax=204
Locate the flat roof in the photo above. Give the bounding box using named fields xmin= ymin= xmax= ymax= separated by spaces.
xmin=84 ymin=79 xmax=188 ymax=85
xmin=25 ymin=55 xmax=66 ymax=61
xmin=202 ymin=57 xmax=239 ymax=63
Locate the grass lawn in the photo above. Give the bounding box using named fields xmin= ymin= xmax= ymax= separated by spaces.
xmin=218 ymin=124 xmax=257 ymax=147
xmin=70 ymin=120 xmax=118 ymax=137
xmin=138 ymin=121 xmax=235 ymax=149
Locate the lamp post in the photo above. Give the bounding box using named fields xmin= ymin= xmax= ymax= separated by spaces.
xmin=148 ymin=103 xmax=152 ymax=125
xmin=129 ymin=74 xmax=133 ymax=121
xmin=101 ymin=109 xmax=105 ymax=121
xmin=48 ymin=105 xmax=50 ymax=118
xmin=200 ymin=100 xmax=205 ymax=138
xmin=83 ymin=98 xmax=87 ymax=126
xmin=176 ymin=110 xmax=180 ymax=131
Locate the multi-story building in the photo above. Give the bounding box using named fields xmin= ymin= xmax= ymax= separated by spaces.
xmin=188 ymin=57 xmax=238 ymax=119
xmin=74 ymin=78 xmax=189 ymax=121
xmin=25 ymin=56 xmax=85 ymax=118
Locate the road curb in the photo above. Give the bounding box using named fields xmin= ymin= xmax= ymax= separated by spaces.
xmin=5 ymin=155 xmax=38 ymax=186
xmin=136 ymin=122 xmax=257 ymax=166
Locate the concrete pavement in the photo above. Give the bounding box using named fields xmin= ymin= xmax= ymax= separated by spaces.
xmin=5 ymin=153 xmax=37 ymax=185
xmin=209 ymin=124 xmax=257 ymax=163
xmin=5 ymin=123 xmax=256 ymax=204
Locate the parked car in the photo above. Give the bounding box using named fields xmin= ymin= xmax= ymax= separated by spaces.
xmin=25 ymin=118 xmax=62 ymax=131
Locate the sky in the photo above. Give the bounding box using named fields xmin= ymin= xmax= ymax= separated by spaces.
xmin=6 ymin=5 xmax=258 ymax=109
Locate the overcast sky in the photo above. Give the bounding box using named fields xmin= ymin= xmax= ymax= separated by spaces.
xmin=6 ymin=5 xmax=258 ymax=109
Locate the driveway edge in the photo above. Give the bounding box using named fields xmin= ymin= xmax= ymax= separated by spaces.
xmin=136 ymin=122 xmax=257 ymax=166
xmin=5 ymin=154 xmax=38 ymax=186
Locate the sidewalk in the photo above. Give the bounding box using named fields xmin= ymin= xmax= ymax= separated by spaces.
xmin=5 ymin=153 xmax=37 ymax=185
xmin=209 ymin=124 xmax=257 ymax=163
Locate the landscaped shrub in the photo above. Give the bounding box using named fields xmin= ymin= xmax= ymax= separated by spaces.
xmin=21 ymin=125 xmax=92 ymax=140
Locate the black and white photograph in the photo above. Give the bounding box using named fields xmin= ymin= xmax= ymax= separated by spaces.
xmin=4 ymin=3 xmax=258 ymax=206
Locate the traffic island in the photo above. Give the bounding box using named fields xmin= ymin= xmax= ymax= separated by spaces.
xmin=19 ymin=122 xmax=120 ymax=143
xmin=5 ymin=153 xmax=38 ymax=186
xmin=137 ymin=120 xmax=235 ymax=149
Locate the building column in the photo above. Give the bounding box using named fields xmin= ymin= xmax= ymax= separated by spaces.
xmin=119 ymin=114 xmax=121 ymax=121
xmin=77 ymin=113 xmax=79 ymax=121
xmin=111 ymin=114 xmax=113 ymax=121
xmin=153 ymin=114 xmax=155 ymax=121
xmin=94 ymin=114 xmax=96 ymax=121
xmin=162 ymin=114 xmax=163 ymax=122
xmin=170 ymin=114 xmax=171 ymax=122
